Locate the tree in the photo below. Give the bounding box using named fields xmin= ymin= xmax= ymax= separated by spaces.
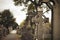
xmin=20 ymin=20 xmax=26 ymax=27
xmin=13 ymin=0 xmax=55 ymax=40
xmin=1 ymin=10 xmax=18 ymax=29
xmin=0 ymin=12 xmax=2 ymax=24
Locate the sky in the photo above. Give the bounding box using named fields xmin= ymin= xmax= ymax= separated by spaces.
xmin=0 ymin=0 xmax=27 ymax=25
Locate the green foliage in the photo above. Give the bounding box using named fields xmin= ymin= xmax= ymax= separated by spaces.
xmin=13 ymin=0 xmax=29 ymax=6
xmin=20 ymin=20 xmax=25 ymax=27
xmin=28 ymin=3 xmax=35 ymax=11
xmin=0 ymin=10 xmax=18 ymax=29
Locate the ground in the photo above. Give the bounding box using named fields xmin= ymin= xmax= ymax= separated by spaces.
xmin=2 ymin=30 xmax=20 ymax=40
